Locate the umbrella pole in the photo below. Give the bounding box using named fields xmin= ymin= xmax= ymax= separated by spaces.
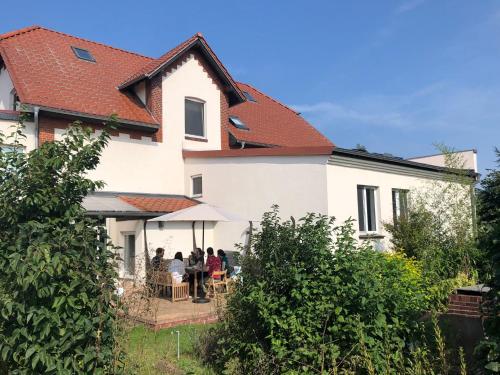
xmin=194 ymin=220 xmax=209 ymax=303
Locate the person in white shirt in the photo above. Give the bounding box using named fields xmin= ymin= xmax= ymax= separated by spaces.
xmin=168 ymin=252 xmax=187 ymax=283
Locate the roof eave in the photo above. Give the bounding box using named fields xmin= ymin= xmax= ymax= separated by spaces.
xmin=22 ymin=104 xmax=160 ymax=133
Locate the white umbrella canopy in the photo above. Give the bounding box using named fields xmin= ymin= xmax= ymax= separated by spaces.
xmin=150 ymin=203 xmax=250 ymax=223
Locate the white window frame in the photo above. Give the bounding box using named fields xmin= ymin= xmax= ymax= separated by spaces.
xmin=357 ymin=185 xmax=379 ymax=234
xmin=184 ymin=97 xmax=206 ymax=139
xmin=122 ymin=232 xmax=136 ymax=278
xmin=191 ymin=174 xmax=203 ymax=198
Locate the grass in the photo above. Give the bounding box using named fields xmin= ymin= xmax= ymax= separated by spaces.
xmin=123 ymin=324 xmax=215 ymax=374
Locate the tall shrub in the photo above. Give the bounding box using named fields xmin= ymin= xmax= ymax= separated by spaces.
xmin=212 ymin=207 xmax=431 ymax=374
xmin=476 ymin=148 xmax=500 ymax=373
xmin=385 ymin=145 xmax=481 ymax=286
xmin=0 ymin=117 xmax=121 ymax=373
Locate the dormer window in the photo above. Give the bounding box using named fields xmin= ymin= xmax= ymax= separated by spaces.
xmin=185 ymin=98 xmax=205 ymax=138
xmin=71 ymin=46 xmax=95 ymax=62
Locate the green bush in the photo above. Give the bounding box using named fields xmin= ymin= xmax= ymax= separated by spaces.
xmin=210 ymin=208 xmax=432 ymax=374
xmin=475 ymin=148 xmax=500 ymax=373
xmin=0 ymin=118 xmax=122 ymax=373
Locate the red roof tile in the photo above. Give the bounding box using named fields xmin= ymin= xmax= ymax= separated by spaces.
xmin=119 ymin=195 xmax=198 ymax=213
xmin=228 ymin=83 xmax=333 ymax=148
xmin=0 ymin=26 xmax=157 ymax=125
xmin=0 ymin=26 xmax=334 ymax=148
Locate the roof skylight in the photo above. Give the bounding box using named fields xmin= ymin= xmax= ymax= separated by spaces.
xmin=229 ymin=116 xmax=249 ymax=130
xmin=71 ymin=46 xmax=95 ymax=62
xmin=243 ymin=91 xmax=257 ymax=102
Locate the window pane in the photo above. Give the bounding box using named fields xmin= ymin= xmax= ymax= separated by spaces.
xmin=400 ymin=191 xmax=408 ymax=220
xmin=124 ymin=235 xmax=135 ymax=275
xmin=185 ymin=99 xmax=204 ymax=137
xmin=392 ymin=190 xmax=399 ymax=222
xmin=366 ymin=188 xmax=376 ymax=231
xmin=192 ymin=176 xmax=202 ymax=196
xmin=357 ymin=187 xmax=365 ymax=231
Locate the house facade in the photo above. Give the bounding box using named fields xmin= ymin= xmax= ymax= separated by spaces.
xmin=0 ymin=26 xmax=478 ymax=279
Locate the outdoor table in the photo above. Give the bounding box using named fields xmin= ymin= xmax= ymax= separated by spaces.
xmin=185 ymin=266 xmax=208 ymax=300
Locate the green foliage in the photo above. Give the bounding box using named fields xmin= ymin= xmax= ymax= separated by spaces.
xmin=385 ymin=145 xmax=481 ymax=303
xmin=0 ymin=117 xmax=122 ymax=373
xmin=209 ymin=207 xmax=433 ymax=374
xmin=476 ymin=148 xmax=500 ymax=373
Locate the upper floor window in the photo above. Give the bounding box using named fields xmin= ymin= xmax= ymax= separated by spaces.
xmin=357 ymin=185 xmax=378 ymax=233
xmin=185 ymin=98 xmax=205 ymax=138
xmin=392 ymin=189 xmax=409 ymax=223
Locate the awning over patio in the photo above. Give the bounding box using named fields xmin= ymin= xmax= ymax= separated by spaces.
xmin=83 ymin=192 xmax=199 ymax=218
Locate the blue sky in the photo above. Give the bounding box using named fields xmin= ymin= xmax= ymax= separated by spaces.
xmin=1 ymin=0 xmax=499 ymax=175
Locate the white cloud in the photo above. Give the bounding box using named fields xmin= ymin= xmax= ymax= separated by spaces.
xmin=395 ymin=0 xmax=426 ymax=14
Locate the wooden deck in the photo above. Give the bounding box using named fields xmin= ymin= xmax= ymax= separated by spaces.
xmin=121 ymin=281 xmax=225 ymax=329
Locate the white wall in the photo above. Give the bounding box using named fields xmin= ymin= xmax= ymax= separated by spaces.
xmin=327 ymin=157 xmax=453 ymax=250
xmin=0 ymin=66 xmax=14 ymax=110
xmin=408 ymin=150 xmax=478 ymax=172
xmin=184 ymin=155 xmax=330 ymax=250
xmin=0 ymin=119 xmax=37 ymax=151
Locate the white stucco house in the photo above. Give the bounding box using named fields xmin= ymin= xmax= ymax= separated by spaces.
xmin=0 ymin=26 xmax=478 ymax=279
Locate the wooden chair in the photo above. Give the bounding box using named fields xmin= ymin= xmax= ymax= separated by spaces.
xmin=207 ymin=270 xmax=229 ymax=297
xmin=166 ymin=273 xmax=189 ymax=302
xmin=147 ymin=270 xmax=169 ymax=297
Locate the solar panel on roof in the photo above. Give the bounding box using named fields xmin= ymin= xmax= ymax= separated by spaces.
xmin=243 ymin=91 xmax=257 ymax=102
xmin=71 ymin=47 xmax=95 ymax=62
xmin=229 ymin=116 xmax=249 ymax=130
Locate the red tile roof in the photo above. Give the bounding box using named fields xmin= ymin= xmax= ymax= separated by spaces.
xmin=229 ymin=83 xmax=333 ymax=148
xmin=0 ymin=26 xmax=157 ymax=126
xmin=119 ymin=195 xmax=198 ymax=213
xmin=0 ymin=26 xmax=333 ymax=148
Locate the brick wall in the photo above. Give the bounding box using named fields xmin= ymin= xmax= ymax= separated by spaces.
xmin=146 ymin=73 xmax=163 ymax=142
xmin=38 ymin=114 xmax=149 ymax=145
xmin=447 ymin=293 xmax=482 ymax=318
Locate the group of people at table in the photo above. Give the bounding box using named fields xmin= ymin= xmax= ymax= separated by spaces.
xmin=150 ymin=246 xmax=232 ymax=294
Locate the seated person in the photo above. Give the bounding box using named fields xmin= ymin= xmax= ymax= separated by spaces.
xmin=151 ymin=248 xmax=165 ymax=271
xmin=205 ymin=247 xmax=222 ymax=280
xmin=217 ymin=249 xmax=233 ymax=275
xmin=188 ymin=247 xmax=204 ymax=268
xmin=168 ymin=252 xmax=188 ymax=283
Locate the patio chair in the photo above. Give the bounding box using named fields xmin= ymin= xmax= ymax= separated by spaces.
xmin=166 ymin=272 xmax=189 ymax=302
xmin=146 ymin=270 xmax=170 ymax=297
xmin=207 ymin=270 xmax=229 ymax=297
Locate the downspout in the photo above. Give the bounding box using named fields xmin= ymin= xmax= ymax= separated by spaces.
xmin=33 ymin=106 xmax=40 ymax=149
xmin=143 ymin=219 xmax=151 ymax=274
xmin=240 ymin=141 xmax=246 ymax=149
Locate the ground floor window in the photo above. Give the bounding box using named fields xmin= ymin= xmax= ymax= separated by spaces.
xmin=123 ymin=233 xmax=136 ymax=276
xmin=357 ymin=185 xmax=378 ymax=232
xmin=392 ymin=189 xmax=409 ymax=223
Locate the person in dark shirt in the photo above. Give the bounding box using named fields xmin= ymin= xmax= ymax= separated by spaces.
xmin=151 ymin=248 xmax=165 ymax=270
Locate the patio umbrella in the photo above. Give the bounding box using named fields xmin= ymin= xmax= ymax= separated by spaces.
xmin=150 ymin=203 xmax=249 ymax=303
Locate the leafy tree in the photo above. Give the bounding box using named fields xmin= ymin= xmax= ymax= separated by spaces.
xmin=0 ymin=116 xmax=122 ymax=373
xmin=209 ymin=207 xmax=432 ymax=374
xmin=385 ymin=145 xmax=481 ymax=291
xmin=476 ymin=148 xmax=500 ymax=373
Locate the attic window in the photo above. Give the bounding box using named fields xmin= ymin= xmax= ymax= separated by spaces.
xmin=243 ymin=91 xmax=257 ymax=102
xmin=229 ymin=116 xmax=249 ymax=130
xmin=71 ymin=47 xmax=95 ymax=62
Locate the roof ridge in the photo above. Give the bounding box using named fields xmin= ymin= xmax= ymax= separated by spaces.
xmin=0 ymin=25 xmax=41 ymax=41
xmin=1 ymin=25 xmax=154 ymax=61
